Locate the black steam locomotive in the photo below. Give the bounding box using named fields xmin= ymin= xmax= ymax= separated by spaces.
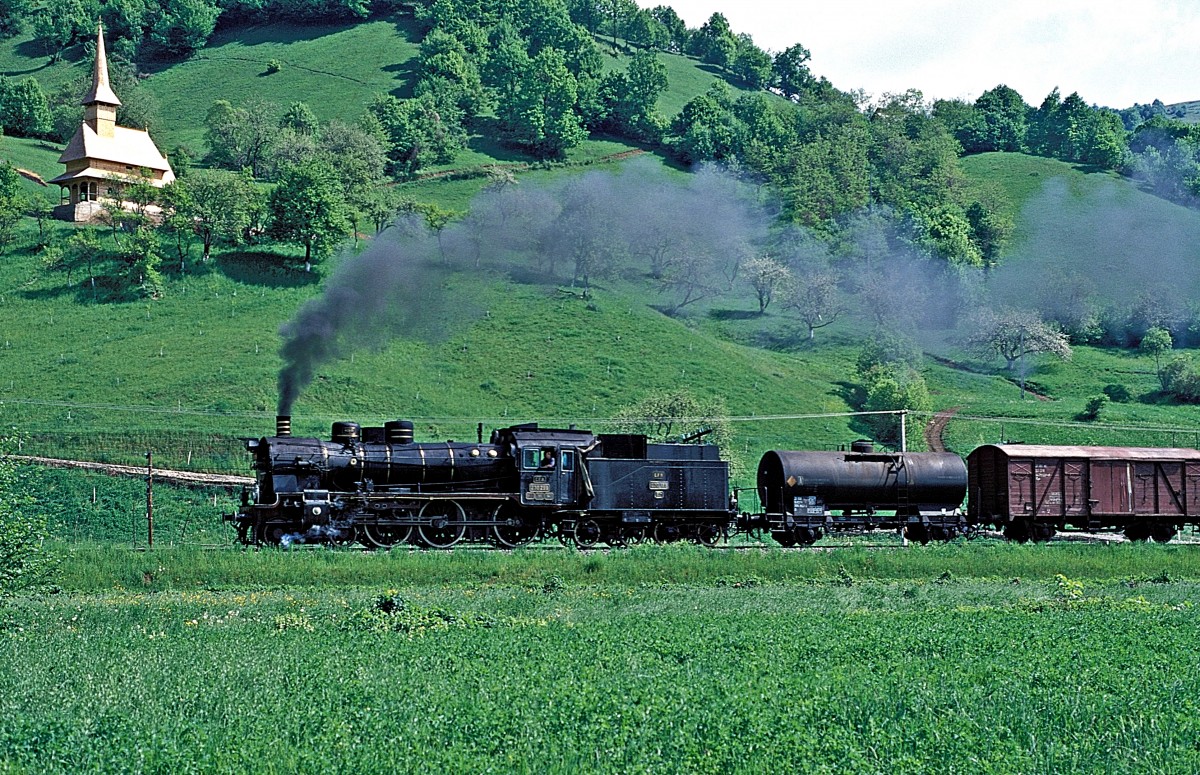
xmin=226 ymin=415 xmax=1200 ymax=548
xmin=228 ymin=416 xmax=733 ymax=548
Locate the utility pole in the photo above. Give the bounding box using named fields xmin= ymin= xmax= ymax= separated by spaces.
xmin=145 ymin=450 xmax=154 ymax=549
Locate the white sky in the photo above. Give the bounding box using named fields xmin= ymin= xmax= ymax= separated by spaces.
xmin=640 ymin=0 xmax=1199 ymax=108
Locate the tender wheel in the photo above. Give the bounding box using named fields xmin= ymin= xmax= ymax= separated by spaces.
xmin=624 ymin=526 xmax=649 ymax=545
xmin=574 ymin=518 xmax=602 ymax=548
xmin=654 ymin=523 xmax=682 ymax=543
xmin=417 ymin=501 xmax=467 ymax=549
xmin=492 ymin=504 xmax=539 ymax=548
xmin=695 ymin=524 xmax=722 ymax=547
xmin=361 ymin=522 xmax=413 ymax=549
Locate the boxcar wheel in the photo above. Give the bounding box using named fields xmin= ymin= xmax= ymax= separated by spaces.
xmin=1152 ymin=524 xmax=1177 ymax=543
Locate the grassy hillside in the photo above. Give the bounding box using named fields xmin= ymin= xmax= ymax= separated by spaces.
xmin=1 ymin=24 xmax=1198 ymax=494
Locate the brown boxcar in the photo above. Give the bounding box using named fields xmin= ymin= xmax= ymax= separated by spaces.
xmin=967 ymin=444 xmax=1200 ymax=541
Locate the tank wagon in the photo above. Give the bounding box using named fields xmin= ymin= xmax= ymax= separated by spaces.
xmin=753 ymin=442 xmax=969 ymax=545
xmin=968 ymin=444 xmax=1200 ymax=542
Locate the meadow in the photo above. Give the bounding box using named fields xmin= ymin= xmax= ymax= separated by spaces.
xmin=3 ymin=542 xmax=1200 ymax=773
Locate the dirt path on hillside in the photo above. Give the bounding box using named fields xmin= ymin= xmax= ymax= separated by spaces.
xmin=14 ymin=456 xmax=252 ymax=488
xmin=923 ymin=407 xmax=960 ymax=452
xmin=927 ymin=354 xmax=1052 ymax=401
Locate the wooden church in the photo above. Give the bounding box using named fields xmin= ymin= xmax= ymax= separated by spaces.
xmin=50 ymin=23 xmax=175 ymax=222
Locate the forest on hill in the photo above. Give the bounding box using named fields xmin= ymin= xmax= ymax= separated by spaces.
xmin=1 ymin=0 xmax=1200 ymax=442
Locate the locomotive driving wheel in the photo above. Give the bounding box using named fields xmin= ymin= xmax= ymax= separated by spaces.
xmin=361 ymin=522 xmax=413 ymax=550
xmin=492 ymin=504 xmax=539 ymax=549
xmin=574 ymin=518 xmax=602 ymax=548
xmin=417 ymin=500 xmax=467 ymax=549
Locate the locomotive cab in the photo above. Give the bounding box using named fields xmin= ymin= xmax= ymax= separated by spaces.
xmin=515 ymin=441 xmax=590 ymax=507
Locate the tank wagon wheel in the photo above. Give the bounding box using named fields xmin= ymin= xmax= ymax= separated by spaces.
xmin=771 ymin=530 xmax=797 ymax=548
xmin=694 ymin=524 xmax=722 ymax=547
xmin=492 ymin=504 xmax=539 ymax=549
xmin=361 ymin=523 xmax=413 ymax=550
xmin=1151 ymin=524 xmax=1178 ymax=543
xmin=574 ymin=519 xmax=602 ymax=549
xmin=904 ymin=524 xmax=931 ymax=546
xmin=794 ymin=527 xmax=821 ymax=546
xmin=417 ymin=501 xmax=467 ymax=549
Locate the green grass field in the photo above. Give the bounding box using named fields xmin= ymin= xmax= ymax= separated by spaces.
xmin=3 ymin=543 xmax=1199 ymax=773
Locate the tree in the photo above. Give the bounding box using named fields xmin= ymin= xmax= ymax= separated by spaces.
xmin=668 ymin=84 xmax=737 ymax=164
xmin=118 ymin=226 xmax=165 ymax=299
xmin=204 ymin=99 xmax=278 ymax=178
xmin=497 ymin=46 xmax=586 ymax=157
xmin=783 ymin=265 xmax=844 ymax=341
xmin=45 ymin=227 xmax=103 ymax=290
xmin=30 ymin=0 xmax=89 ymax=61
xmin=743 ymin=256 xmax=792 ymax=314
xmin=0 ymin=162 xmax=24 ymax=253
xmin=26 ymin=195 xmax=53 ymax=248
xmin=368 ymin=93 xmax=466 ymax=178
xmin=860 ymin=366 xmax=931 ymax=448
xmin=965 ymin=308 xmax=1072 ymax=370
xmin=416 ymin=28 xmax=488 ymax=119
xmin=0 ymin=0 xmax=32 ymax=37
xmin=974 ymin=85 xmax=1028 ymax=152
xmin=773 ymin=43 xmax=813 ymax=100
xmin=268 ymin=159 xmax=351 ymax=272
xmin=648 ymin=5 xmax=687 ymax=52
xmin=689 ymin=12 xmax=736 ymax=71
xmin=730 ymin=34 xmax=772 ymax=89
xmin=317 ymin=119 xmax=388 ymax=245
xmin=146 ymin=0 xmax=219 ymax=57
xmin=0 ymin=77 xmax=52 ymax=138
xmin=174 ymin=168 xmax=260 ymax=261
xmin=614 ymin=388 xmax=732 ymax=453
xmin=607 ymin=49 xmax=668 ymax=140
xmin=279 ymin=101 xmax=319 ymax=137
xmin=1140 ymin=326 xmax=1173 ymax=390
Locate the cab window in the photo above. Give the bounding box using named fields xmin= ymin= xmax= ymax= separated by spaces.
xmin=522 ymin=448 xmax=540 ymax=469
xmin=560 ymin=451 xmax=574 ymax=472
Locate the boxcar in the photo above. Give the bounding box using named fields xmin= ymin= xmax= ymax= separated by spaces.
xmin=967 ymin=444 xmax=1200 ymax=541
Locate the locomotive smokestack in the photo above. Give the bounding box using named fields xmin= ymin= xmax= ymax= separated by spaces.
xmin=276 ymin=415 xmax=292 ymax=437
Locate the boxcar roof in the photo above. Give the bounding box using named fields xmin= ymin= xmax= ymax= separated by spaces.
xmin=972 ymin=444 xmax=1200 ymax=461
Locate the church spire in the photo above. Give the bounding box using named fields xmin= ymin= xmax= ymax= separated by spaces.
xmin=82 ymin=22 xmax=122 ymax=108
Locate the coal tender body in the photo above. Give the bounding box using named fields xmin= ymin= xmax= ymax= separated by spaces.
xmin=228 ymin=416 xmax=732 ymax=548
xmin=754 ymin=441 xmax=968 ymax=545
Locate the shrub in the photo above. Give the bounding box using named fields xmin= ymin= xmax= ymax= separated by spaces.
xmin=1101 ymin=383 xmax=1131 ymax=403
xmin=265 ymin=59 xmax=282 ymax=74
xmin=0 ymin=437 xmax=55 ymax=594
xmin=1078 ymin=394 xmax=1108 ymax=421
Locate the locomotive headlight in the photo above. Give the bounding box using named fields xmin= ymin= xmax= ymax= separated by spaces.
xmin=470 ymin=449 xmax=480 ymax=457
xmin=311 ymin=506 xmax=323 ymax=516
xmin=487 ymin=449 xmax=498 ymax=458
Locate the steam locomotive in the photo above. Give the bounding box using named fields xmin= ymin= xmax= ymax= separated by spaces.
xmin=225 ymin=415 xmax=1200 ymax=548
